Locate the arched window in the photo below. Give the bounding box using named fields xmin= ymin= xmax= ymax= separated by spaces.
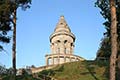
xmin=64 ymin=40 xmax=67 ymax=43
xmin=57 ymin=40 xmax=60 ymax=43
xmin=71 ymin=43 xmax=73 ymax=46
xmin=60 ymin=22 xmax=63 ymax=25
xmin=52 ymin=43 xmax=54 ymax=45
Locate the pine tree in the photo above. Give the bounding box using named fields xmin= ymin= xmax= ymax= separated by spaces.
xmin=0 ymin=0 xmax=31 ymax=79
xmin=109 ymin=0 xmax=117 ymax=80
xmin=96 ymin=0 xmax=118 ymax=80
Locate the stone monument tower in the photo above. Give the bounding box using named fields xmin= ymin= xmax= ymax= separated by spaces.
xmin=45 ymin=16 xmax=84 ymax=66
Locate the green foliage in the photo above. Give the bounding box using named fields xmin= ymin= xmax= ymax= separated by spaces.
xmin=38 ymin=61 xmax=109 ymax=80
xmin=96 ymin=37 xmax=111 ymax=59
xmin=2 ymin=61 xmax=120 ymax=80
xmin=38 ymin=69 xmax=55 ymax=80
xmin=0 ymin=65 xmax=7 ymax=76
xmin=0 ymin=0 xmax=31 ymax=51
xmin=2 ymin=74 xmax=39 ymax=80
xmin=95 ymin=0 xmax=120 ymax=59
xmin=16 ymin=75 xmax=37 ymax=80
xmin=95 ymin=0 xmax=120 ymax=37
xmin=0 ymin=0 xmax=12 ymax=51
xmin=0 ymin=68 xmax=39 ymax=80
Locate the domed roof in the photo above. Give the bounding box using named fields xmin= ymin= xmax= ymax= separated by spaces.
xmin=50 ymin=16 xmax=75 ymax=42
xmin=54 ymin=16 xmax=71 ymax=32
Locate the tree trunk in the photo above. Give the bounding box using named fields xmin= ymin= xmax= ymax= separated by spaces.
xmin=109 ymin=0 xmax=117 ymax=80
xmin=12 ymin=9 xmax=16 ymax=80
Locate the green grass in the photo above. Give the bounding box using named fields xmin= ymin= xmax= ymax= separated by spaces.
xmin=38 ymin=60 xmax=109 ymax=80
xmin=1 ymin=60 xmax=112 ymax=80
xmin=1 ymin=74 xmax=40 ymax=80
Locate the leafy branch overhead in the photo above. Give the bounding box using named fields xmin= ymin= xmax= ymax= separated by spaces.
xmin=95 ymin=0 xmax=120 ymax=59
xmin=0 ymin=0 xmax=31 ymax=51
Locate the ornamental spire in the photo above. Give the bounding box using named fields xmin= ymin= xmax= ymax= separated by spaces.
xmin=54 ymin=16 xmax=71 ymax=32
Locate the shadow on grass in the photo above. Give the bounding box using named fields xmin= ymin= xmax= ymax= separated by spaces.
xmin=95 ymin=60 xmax=109 ymax=80
xmin=37 ymin=65 xmax=64 ymax=80
xmin=54 ymin=65 xmax=64 ymax=72
xmin=85 ymin=61 xmax=99 ymax=80
xmin=1 ymin=74 xmax=40 ymax=80
xmin=81 ymin=60 xmax=109 ymax=80
xmin=94 ymin=60 xmax=120 ymax=80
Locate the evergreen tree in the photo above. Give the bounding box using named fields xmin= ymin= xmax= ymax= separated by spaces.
xmin=96 ymin=0 xmax=118 ymax=80
xmin=0 ymin=0 xmax=31 ymax=79
xmin=96 ymin=0 xmax=120 ymax=58
xmin=0 ymin=0 xmax=12 ymax=51
xmin=11 ymin=0 xmax=31 ymax=79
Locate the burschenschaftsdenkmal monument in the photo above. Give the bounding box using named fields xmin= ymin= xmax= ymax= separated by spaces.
xmin=31 ymin=16 xmax=84 ymax=73
xmin=45 ymin=16 xmax=84 ymax=65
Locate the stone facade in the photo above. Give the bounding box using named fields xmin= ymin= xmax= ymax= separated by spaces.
xmin=45 ymin=16 xmax=84 ymax=66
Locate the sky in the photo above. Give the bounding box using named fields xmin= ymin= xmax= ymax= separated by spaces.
xmin=0 ymin=0 xmax=106 ymax=68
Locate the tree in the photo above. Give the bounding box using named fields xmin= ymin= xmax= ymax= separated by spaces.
xmin=0 ymin=0 xmax=31 ymax=79
xmin=0 ymin=0 xmax=12 ymax=51
xmin=10 ymin=0 xmax=31 ymax=79
xmin=95 ymin=0 xmax=120 ymax=56
xmin=96 ymin=37 xmax=111 ymax=60
xmin=109 ymin=0 xmax=117 ymax=80
xmin=0 ymin=65 xmax=7 ymax=76
xmin=96 ymin=0 xmax=118 ymax=80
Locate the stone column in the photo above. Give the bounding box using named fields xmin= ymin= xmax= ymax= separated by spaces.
xmin=51 ymin=44 xmax=54 ymax=54
xmin=58 ymin=56 xmax=60 ymax=64
xmin=70 ymin=57 xmax=72 ymax=62
xmin=71 ymin=46 xmax=73 ymax=54
xmin=60 ymin=42 xmax=64 ymax=54
xmin=65 ymin=43 xmax=67 ymax=54
xmin=65 ymin=42 xmax=69 ymax=54
xmin=75 ymin=57 xmax=77 ymax=61
xmin=46 ymin=57 xmax=49 ymax=66
xmin=69 ymin=43 xmax=74 ymax=54
xmin=64 ymin=56 xmax=66 ymax=63
xmin=68 ymin=43 xmax=71 ymax=54
xmin=71 ymin=44 xmax=74 ymax=54
xmin=52 ymin=57 xmax=54 ymax=65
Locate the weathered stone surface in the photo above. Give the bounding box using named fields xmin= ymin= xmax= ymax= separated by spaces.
xmin=46 ymin=16 xmax=84 ymax=65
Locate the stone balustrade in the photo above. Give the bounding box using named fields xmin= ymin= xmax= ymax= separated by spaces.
xmin=45 ymin=54 xmax=85 ymax=65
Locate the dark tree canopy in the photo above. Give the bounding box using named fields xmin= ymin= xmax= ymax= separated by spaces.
xmin=96 ymin=37 xmax=111 ymax=59
xmin=0 ymin=0 xmax=12 ymax=51
xmin=0 ymin=0 xmax=31 ymax=51
xmin=95 ymin=0 xmax=120 ymax=59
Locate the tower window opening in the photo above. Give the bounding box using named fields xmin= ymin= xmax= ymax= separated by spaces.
xmin=52 ymin=43 xmax=54 ymax=45
xmin=64 ymin=40 xmax=67 ymax=43
xmin=60 ymin=23 xmax=63 ymax=25
xmin=71 ymin=43 xmax=73 ymax=46
xmin=57 ymin=40 xmax=60 ymax=43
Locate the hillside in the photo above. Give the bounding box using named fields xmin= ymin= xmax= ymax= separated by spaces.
xmin=38 ymin=60 xmax=109 ymax=80
xmin=2 ymin=60 xmax=119 ymax=80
